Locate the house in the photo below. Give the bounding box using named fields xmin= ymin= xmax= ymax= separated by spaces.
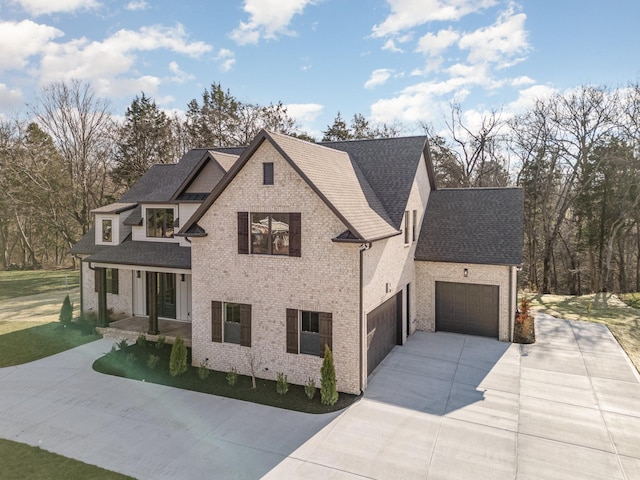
xmin=71 ymin=130 xmax=523 ymax=394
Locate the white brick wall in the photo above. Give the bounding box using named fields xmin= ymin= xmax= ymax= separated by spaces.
xmin=190 ymin=141 xmax=362 ymax=394
xmin=81 ymin=262 xmax=133 ymax=316
xmin=415 ymin=261 xmax=514 ymax=341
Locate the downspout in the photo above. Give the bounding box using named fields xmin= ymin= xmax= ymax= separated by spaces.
xmin=359 ymin=242 xmax=371 ymax=393
xmin=509 ymin=266 xmax=514 ymax=342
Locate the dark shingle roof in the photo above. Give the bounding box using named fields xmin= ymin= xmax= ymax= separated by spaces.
xmin=119 ymin=150 xmax=209 ymax=203
xmin=415 ymin=188 xmax=524 ymax=265
xmin=321 ymin=136 xmax=430 ymax=230
xmin=70 ymin=226 xmax=105 ymax=256
xmin=84 ymin=240 xmax=191 ymax=269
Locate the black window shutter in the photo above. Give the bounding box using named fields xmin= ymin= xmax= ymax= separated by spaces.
xmin=111 ymin=269 xmax=119 ymax=295
xmin=211 ymin=301 xmax=222 ymax=343
xmin=319 ymin=312 xmax=332 ymax=357
xmin=289 ymin=213 xmax=301 ymax=257
xmin=286 ymin=308 xmax=299 ymax=354
xmin=238 ymin=212 xmax=249 ymax=254
xmin=240 ymin=303 xmax=252 ymax=347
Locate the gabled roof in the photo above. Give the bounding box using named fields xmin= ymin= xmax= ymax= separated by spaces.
xmin=415 ymin=188 xmax=524 ymax=266
xmin=179 ymin=130 xmax=404 ymax=242
xmin=170 ymin=150 xmax=239 ymax=202
xmin=321 ymin=136 xmax=432 ymax=230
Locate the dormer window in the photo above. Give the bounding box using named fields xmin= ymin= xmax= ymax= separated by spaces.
xmin=102 ymin=219 xmax=113 ymax=242
xmin=147 ymin=208 xmax=174 ymax=238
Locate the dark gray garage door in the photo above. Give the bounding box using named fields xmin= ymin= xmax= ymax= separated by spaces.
xmin=367 ymin=292 xmax=402 ymax=375
xmin=435 ymin=282 xmax=499 ymax=338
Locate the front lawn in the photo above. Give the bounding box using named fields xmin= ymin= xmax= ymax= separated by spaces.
xmin=93 ymin=340 xmax=359 ymax=414
xmin=0 ymin=270 xmax=79 ymax=301
xmin=0 ymin=438 xmax=134 ymax=480
xmin=529 ymin=293 xmax=640 ymax=372
xmin=0 ymin=321 xmax=100 ymax=368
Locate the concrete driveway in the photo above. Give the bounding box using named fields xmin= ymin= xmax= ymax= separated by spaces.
xmin=1 ymin=314 xmax=639 ymax=479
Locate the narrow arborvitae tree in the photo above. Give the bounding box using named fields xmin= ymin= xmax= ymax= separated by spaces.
xmin=59 ymin=294 xmax=73 ymax=325
xmin=169 ymin=336 xmax=188 ymax=377
xmin=320 ymin=345 xmax=338 ymax=405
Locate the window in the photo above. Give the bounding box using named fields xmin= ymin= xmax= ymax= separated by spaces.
xmin=211 ymin=301 xmax=251 ymax=346
xmin=102 ymin=219 xmax=112 ymax=242
xmin=94 ymin=268 xmax=118 ymax=294
xmin=146 ymin=208 xmax=174 ymax=238
xmin=286 ymin=308 xmax=332 ymax=357
xmin=404 ymin=210 xmax=410 ymax=244
xmin=412 ymin=210 xmax=417 ymax=242
xmin=263 ymin=162 xmax=274 ymax=185
xmin=239 ymin=212 xmax=301 ymax=257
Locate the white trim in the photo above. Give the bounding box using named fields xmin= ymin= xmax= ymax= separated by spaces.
xmin=90 ymin=262 xmax=190 ymax=275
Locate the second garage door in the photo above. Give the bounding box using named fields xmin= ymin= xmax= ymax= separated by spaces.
xmin=367 ymin=292 xmax=402 ymax=375
xmin=435 ymin=282 xmax=499 ymax=338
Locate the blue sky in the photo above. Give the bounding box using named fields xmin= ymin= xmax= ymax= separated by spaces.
xmin=1 ymin=0 xmax=639 ymax=139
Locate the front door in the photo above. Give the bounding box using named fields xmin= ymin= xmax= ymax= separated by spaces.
xmin=155 ymin=273 xmax=176 ymax=319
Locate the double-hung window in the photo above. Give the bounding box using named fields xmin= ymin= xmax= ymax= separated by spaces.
xmin=94 ymin=268 xmax=118 ymax=294
xmin=211 ymin=301 xmax=251 ymax=346
xmin=286 ymin=309 xmax=332 ymax=357
xmin=102 ymin=219 xmax=112 ymax=242
xmin=237 ymin=212 xmax=301 ymax=257
xmin=146 ymin=208 xmax=174 ymax=238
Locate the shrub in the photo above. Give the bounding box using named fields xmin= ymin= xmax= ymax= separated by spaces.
xmin=136 ymin=333 xmax=147 ymax=348
xmin=198 ymin=359 xmax=211 ymax=380
xmin=304 ymin=377 xmax=316 ymax=400
xmin=169 ymin=336 xmax=188 ymax=377
xmin=226 ymin=368 xmax=238 ymax=386
xmin=116 ymin=339 xmax=129 ymax=353
xmin=59 ymin=295 xmax=73 ymax=325
xmin=146 ymin=354 xmax=160 ymax=370
xmin=155 ymin=335 xmax=166 ymax=350
xmin=276 ymin=372 xmax=289 ymax=395
xmin=320 ymin=345 xmax=338 ymax=406
xmin=76 ymin=311 xmax=98 ymax=335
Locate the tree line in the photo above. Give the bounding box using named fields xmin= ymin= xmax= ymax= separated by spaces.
xmin=1 ymin=79 xmax=639 ymax=297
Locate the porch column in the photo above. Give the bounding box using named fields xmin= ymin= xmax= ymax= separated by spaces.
xmin=147 ymin=271 xmax=159 ymax=335
xmin=96 ymin=267 xmax=108 ymax=327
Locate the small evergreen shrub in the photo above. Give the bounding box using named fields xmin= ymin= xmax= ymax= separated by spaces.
xmin=198 ymin=359 xmax=211 ymax=380
xmin=77 ymin=311 xmax=98 ymax=335
xmin=136 ymin=333 xmax=147 ymax=348
xmin=116 ymin=339 xmax=129 ymax=353
xmin=146 ymin=354 xmax=160 ymax=370
xmin=59 ymin=295 xmax=73 ymax=325
xmin=320 ymin=345 xmax=338 ymax=406
xmin=276 ymin=372 xmax=289 ymax=395
xmin=169 ymin=336 xmax=188 ymax=377
xmin=155 ymin=335 xmax=166 ymax=350
xmin=226 ymin=368 xmax=238 ymax=386
xmin=304 ymin=377 xmax=316 ymax=400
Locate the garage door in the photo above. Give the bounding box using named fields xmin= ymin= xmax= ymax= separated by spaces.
xmin=367 ymin=292 xmax=402 ymax=375
xmin=435 ymin=282 xmax=499 ymax=338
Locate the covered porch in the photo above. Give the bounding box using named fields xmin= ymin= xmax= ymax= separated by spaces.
xmin=97 ymin=316 xmax=192 ymax=347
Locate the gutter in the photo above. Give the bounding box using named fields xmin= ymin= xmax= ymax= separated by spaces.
xmin=359 ymin=242 xmax=371 ymax=393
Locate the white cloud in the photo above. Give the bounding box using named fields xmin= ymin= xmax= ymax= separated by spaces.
xmin=504 ymin=84 xmax=557 ymax=115
xmin=0 ymin=83 xmax=23 ymax=109
xmin=365 ymin=68 xmax=394 ymax=89
xmin=230 ymin=0 xmax=314 ymax=45
xmin=372 ymin=0 xmax=496 ymax=37
xmin=126 ymin=0 xmax=149 ymax=11
xmin=215 ymin=48 xmax=236 ymax=72
xmin=458 ymin=7 xmax=529 ymax=68
xmin=285 ymin=102 xmax=323 ymax=122
xmin=416 ymin=28 xmax=459 ymax=57
xmin=0 ymin=20 xmax=63 ymax=72
xmin=11 ymin=0 xmax=101 ymax=15
xmin=382 ymin=38 xmax=403 ymax=53
xmin=38 ymin=24 xmax=212 ymax=88
xmin=168 ymin=61 xmax=194 ymax=83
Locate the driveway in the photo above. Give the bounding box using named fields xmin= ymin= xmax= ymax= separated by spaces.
xmin=1 ymin=314 xmax=639 ymax=479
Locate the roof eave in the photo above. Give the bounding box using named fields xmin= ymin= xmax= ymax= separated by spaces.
xmin=332 ymin=230 xmax=401 ymax=244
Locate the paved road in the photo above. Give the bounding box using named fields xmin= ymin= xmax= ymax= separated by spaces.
xmin=1 ymin=314 xmax=639 ymax=479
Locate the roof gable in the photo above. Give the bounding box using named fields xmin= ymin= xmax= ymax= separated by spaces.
xmin=179 ymin=130 xmax=400 ymax=241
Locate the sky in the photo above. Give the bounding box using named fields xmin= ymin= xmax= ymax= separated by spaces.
xmin=1 ymin=0 xmax=639 ymax=139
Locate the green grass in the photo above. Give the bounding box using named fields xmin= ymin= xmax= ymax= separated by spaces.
xmin=94 ymin=341 xmax=359 ymax=414
xmin=621 ymin=292 xmax=640 ymax=309
xmin=0 ymin=270 xmax=79 ymax=301
xmin=0 ymin=321 xmax=100 ymax=367
xmin=0 ymin=438 xmax=134 ymax=480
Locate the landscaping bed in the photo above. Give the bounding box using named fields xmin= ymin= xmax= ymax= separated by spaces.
xmin=93 ymin=339 xmax=360 ymax=414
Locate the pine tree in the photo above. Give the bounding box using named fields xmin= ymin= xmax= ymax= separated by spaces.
xmin=320 ymin=344 xmax=338 ymax=405
xmin=59 ymin=294 xmax=73 ymax=325
xmin=322 ymin=112 xmax=352 ymax=141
